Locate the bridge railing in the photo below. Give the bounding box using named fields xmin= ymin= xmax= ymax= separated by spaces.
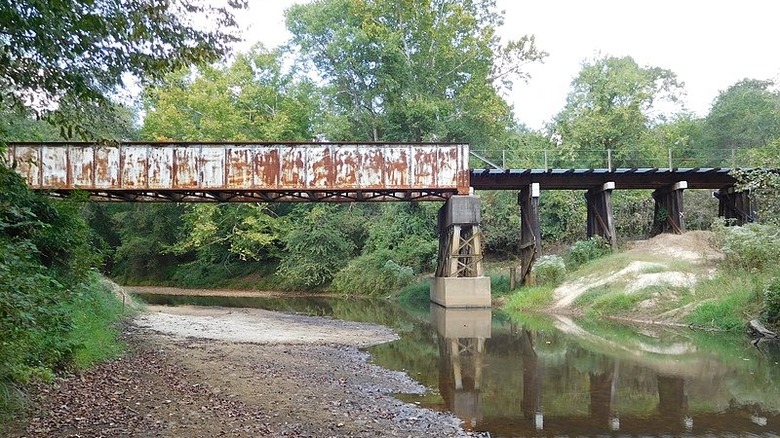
xmin=471 ymin=148 xmax=759 ymax=170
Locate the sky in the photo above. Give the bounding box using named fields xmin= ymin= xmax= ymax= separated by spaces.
xmin=235 ymin=0 xmax=780 ymax=130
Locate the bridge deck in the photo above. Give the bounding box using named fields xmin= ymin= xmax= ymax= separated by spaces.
xmin=5 ymin=142 xmax=470 ymax=202
xmin=470 ymin=167 xmax=737 ymax=190
xmin=4 ymin=142 xmax=742 ymax=201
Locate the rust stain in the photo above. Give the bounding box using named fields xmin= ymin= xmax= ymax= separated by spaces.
xmin=7 ymin=142 xmax=471 ymax=197
xmin=227 ymin=147 xmax=253 ymax=188
xmin=174 ymin=147 xmax=198 ymax=188
xmin=334 ymin=146 xmax=360 ymax=188
xmin=255 ymin=147 xmax=280 ymax=188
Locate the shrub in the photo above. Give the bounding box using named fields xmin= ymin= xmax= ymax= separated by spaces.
xmin=533 ymin=255 xmax=566 ymax=286
xmin=566 ymin=236 xmax=611 ymax=269
xmin=714 ymin=222 xmax=780 ymax=271
xmin=330 ymin=250 xmax=415 ymax=296
xmin=763 ymin=277 xmax=780 ymax=323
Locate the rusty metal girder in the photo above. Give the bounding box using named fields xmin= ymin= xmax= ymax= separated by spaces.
xmin=5 ymin=142 xmax=471 ymax=202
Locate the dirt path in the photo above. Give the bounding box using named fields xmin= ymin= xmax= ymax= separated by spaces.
xmin=9 ymin=306 xmax=472 ymax=437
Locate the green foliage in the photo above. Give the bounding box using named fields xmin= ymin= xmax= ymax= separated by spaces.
xmin=585 ymin=290 xmax=653 ymax=317
xmin=566 ymin=237 xmax=611 ymax=269
xmin=397 ymin=281 xmax=432 ymax=307
xmin=553 ymin=55 xmax=683 ymax=167
xmin=0 ymin=0 xmax=245 ymax=139
xmin=539 ymin=191 xmax=587 ymax=243
xmin=732 ymin=168 xmax=780 ymax=225
xmin=714 ymin=222 xmax=780 ymax=271
xmin=504 ymin=285 xmax=555 ymax=311
xmin=481 ymin=190 xmax=523 ymax=255
xmin=276 ymin=205 xmax=357 ymax=289
xmin=702 ymin=79 xmax=780 ymax=162
xmin=532 ymin=255 xmax=567 ymax=286
xmin=142 ymin=47 xmax=317 ymax=142
xmin=110 ymin=204 xmax=187 ymax=284
xmin=363 ymin=203 xmax=438 ymax=273
xmin=612 ymin=190 xmax=654 ymax=240
xmin=65 ymin=278 xmax=128 ymax=370
xmin=762 ymin=278 xmax=780 ymax=324
xmin=1 ymin=163 xmax=126 ymax=421
xmin=331 ymin=250 xmax=415 ymax=296
xmin=287 ymin=0 xmax=545 ymax=145
xmin=687 ymin=290 xmax=756 ymax=332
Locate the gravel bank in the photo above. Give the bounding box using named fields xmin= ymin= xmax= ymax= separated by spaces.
xmin=9 ymin=305 xmax=473 ymax=437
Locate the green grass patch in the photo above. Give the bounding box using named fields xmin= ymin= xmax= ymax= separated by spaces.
xmin=504 ymin=285 xmax=555 ymax=311
xmin=397 ymin=280 xmax=431 ymax=307
xmin=686 ymin=270 xmax=764 ymax=331
xmin=66 ymin=278 xmax=132 ymax=370
xmin=587 ymin=290 xmax=653 ymax=317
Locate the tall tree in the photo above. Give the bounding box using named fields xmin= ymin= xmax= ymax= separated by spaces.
xmin=142 ymin=46 xmax=317 ymax=141
xmin=0 ymin=0 xmax=246 ymax=140
xmin=552 ymin=56 xmax=684 ymax=167
xmin=286 ymin=0 xmax=545 ymax=145
xmin=701 ymin=79 xmax=780 ymax=165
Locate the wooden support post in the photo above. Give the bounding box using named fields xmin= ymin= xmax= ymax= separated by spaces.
xmin=518 ymin=183 xmax=541 ymax=285
xmin=715 ymin=187 xmax=755 ymax=225
xmin=585 ymin=182 xmax=617 ymax=247
xmin=431 ymin=195 xmax=491 ymax=307
xmin=652 ymin=181 xmax=687 ymax=235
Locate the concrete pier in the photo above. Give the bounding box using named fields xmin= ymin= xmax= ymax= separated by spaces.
xmin=431 ymin=195 xmax=491 ymax=308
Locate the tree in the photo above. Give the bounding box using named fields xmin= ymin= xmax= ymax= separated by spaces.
xmin=0 ymin=0 xmax=246 ymax=140
xmin=286 ymin=0 xmax=545 ymax=146
xmin=552 ymin=56 xmax=684 ymax=167
xmin=142 ymin=46 xmax=318 ymax=141
xmin=701 ymin=79 xmax=780 ymax=165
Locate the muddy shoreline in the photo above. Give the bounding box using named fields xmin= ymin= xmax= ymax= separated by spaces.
xmin=9 ymin=305 xmax=474 ymax=437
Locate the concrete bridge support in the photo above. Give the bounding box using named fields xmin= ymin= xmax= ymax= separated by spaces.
xmin=518 ymin=184 xmax=541 ymax=285
xmin=585 ymin=182 xmax=617 ymax=247
xmin=431 ymin=195 xmax=491 ymax=307
xmin=652 ymin=181 xmax=687 ymax=235
xmin=715 ymin=187 xmax=755 ymax=225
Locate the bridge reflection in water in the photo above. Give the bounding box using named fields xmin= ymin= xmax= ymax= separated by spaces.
xmin=424 ymin=306 xmax=780 ymax=436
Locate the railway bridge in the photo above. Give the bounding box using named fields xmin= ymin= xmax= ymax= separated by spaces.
xmin=3 ymin=142 xmax=752 ymax=307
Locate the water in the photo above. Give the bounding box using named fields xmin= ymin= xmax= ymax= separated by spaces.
xmin=135 ymin=292 xmax=780 ymax=436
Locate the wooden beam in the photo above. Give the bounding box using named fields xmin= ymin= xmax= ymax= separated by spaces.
xmin=518 ymin=183 xmax=541 ymax=285
xmin=585 ymin=182 xmax=616 ymax=247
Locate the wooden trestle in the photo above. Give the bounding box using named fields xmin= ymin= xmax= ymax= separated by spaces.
xmin=517 ymin=184 xmax=541 ymax=284
xmin=715 ymin=187 xmax=755 ymax=225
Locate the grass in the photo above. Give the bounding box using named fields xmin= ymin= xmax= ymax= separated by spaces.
xmin=66 ymin=277 xmax=133 ymax=370
xmin=685 ymin=269 xmax=765 ymax=331
xmin=505 ymin=285 xmax=555 ymax=310
xmin=586 ymin=290 xmax=653 ymax=317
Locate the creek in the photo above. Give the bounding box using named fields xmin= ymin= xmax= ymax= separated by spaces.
xmin=135 ymin=292 xmax=780 ymax=436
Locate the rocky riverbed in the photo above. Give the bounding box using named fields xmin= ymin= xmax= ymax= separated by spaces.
xmin=9 ymin=305 xmax=474 ymax=437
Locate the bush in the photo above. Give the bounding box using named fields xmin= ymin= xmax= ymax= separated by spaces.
xmin=533 ymin=255 xmax=566 ymax=286
xmin=566 ymin=236 xmax=611 ymax=269
xmin=763 ymin=278 xmax=780 ymax=324
xmin=714 ymin=222 xmax=780 ymax=271
xmin=330 ymin=250 xmax=415 ymax=296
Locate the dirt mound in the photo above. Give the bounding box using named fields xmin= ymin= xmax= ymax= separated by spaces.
xmin=552 ymin=231 xmax=722 ymax=314
xmin=626 ymin=230 xmax=723 ymax=263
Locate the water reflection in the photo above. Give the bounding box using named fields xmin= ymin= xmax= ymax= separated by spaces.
xmin=133 ymin=292 xmax=780 ymax=436
xmin=431 ymin=305 xmax=491 ymax=429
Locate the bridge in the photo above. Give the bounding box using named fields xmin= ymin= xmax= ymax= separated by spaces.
xmin=3 ymin=141 xmax=753 ymax=307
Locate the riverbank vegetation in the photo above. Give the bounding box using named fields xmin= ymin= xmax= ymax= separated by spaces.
xmin=4 ymin=0 xmax=780 ymax=426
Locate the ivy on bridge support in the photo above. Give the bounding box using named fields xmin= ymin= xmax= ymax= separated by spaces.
xmin=431 ymin=195 xmax=491 ymax=307
xmin=652 ymin=181 xmax=687 ymax=235
xmin=715 ymin=187 xmax=755 ymax=225
xmin=517 ymin=183 xmax=541 ymax=285
xmin=585 ymin=182 xmax=617 ymax=247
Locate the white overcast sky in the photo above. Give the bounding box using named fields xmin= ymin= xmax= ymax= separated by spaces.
xmin=235 ymin=0 xmax=780 ymax=130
